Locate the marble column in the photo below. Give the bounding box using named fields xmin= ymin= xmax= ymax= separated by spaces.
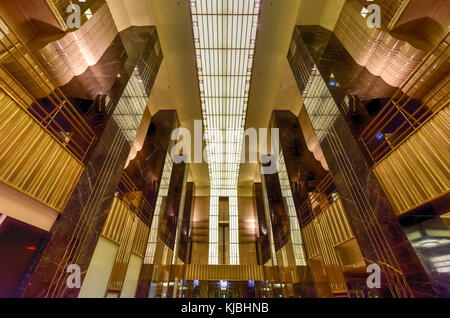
xmin=22 ymin=119 xmax=130 ymax=298
xmin=160 ymin=162 xmax=187 ymax=251
xmin=253 ymin=183 xmax=271 ymax=265
xmin=133 ymin=110 xmax=180 ymax=298
xmin=273 ymin=110 xmax=327 ymax=223
xmin=261 ymin=171 xmax=289 ymax=252
xmin=178 ymin=183 xmax=194 ymax=264
xmin=288 ymin=26 xmax=435 ymax=297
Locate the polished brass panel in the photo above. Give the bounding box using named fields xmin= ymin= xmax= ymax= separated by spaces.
xmin=0 ymin=84 xmax=83 ymax=212
xmin=108 ymin=211 xmax=136 ymax=291
xmin=183 ymin=264 xmax=264 ymax=281
xmin=102 ymin=196 xmax=131 ymax=244
xmin=374 ymin=105 xmax=450 ymax=215
xmin=102 ymin=195 xmax=150 ymax=292
xmin=132 ymin=219 xmax=150 ymax=258
xmin=302 ymin=196 xmax=357 ymax=294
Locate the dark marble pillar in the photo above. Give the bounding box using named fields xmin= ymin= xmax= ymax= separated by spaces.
xmin=253 ymin=183 xmax=271 ymax=265
xmin=163 ymin=162 xmax=188 ymax=298
xmin=22 ymin=119 xmax=130 ymax=298
xmin=160 ymin=162 xmax=187 ymax=251
xmin=178 ymin=183 xmax=194 ymax=264
xmin=288 ymin=25 xmax=436 ymax=298
xmin=126 ymin=110 xmax=179 ymax=210
xmin=19 ymin=26 xmax=164 ymax=298
xmin=133 ymin=110 xmax=179 ymax=298
xmin=273 ymin=110 xmax=327 ymax=222
xmin=261 ymin=171 xmax=289 ymax=252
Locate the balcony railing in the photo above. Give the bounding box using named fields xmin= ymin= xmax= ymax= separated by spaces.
xmin=0 ymin=16 xmax=97 ymax=211
xmin=360 ymin=31 xmax=449 ymax=215
xmin=0 ymin=16 xmax=96 ymax=162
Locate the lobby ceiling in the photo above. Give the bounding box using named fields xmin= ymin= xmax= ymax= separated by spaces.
xmin=107 ymin=0 xmax=345 ymax=189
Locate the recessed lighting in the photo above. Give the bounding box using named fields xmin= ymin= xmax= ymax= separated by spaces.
xmin=193 ymin=21 xmax=198 ymax=27
xmin=255 ymin=2 xmax=261 ymax=8
xmin=190 ymin=1 xmax=196 ymax=7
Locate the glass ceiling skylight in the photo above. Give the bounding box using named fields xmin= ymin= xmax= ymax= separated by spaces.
xmin=190 ymin=0 xmax=260 ymax=189
xmin=190 ymin=0 xmax=260 ymax=265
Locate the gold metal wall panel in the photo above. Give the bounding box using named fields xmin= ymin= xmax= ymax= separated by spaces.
xmin=321 ymin=199 xmax=354 ymax=245
xmin=132 ymin=219 xmax=150 ymax=258
xmin=108 ymin=212 xmax=136 ymax=291
xmin=102 ymin=195 xmax=150 ymax=291
xmin=373 ymin=105 xmax=450 ymax=215
xmin=313 ymin=217 xmax=347 ymax=292
xmin=0 ymin=86 xmax=83 ymax=212
xmin=101 ymin=196 xmax=131 ymax=244
xmin=302 ymin=222 xmax=320 ymax=259
xmin=184 ymin=264 xmax=264 ymax=282
xmin=302 ymin=198 xmax=355 ymax=294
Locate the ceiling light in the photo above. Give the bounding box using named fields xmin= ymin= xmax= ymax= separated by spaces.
xmin=191 ymin=0 xmax=260 ymax=265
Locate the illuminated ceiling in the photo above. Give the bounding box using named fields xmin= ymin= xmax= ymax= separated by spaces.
xmin=190 ymin=0 xmax=260 ymax=189
xmin=107 ymin=0 xmax=345 ymax=188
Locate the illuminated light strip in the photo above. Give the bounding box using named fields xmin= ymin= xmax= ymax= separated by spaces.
xmin=144 ymin=154 xmax=174 ymax=264
xmin=277 ymin=152 xmax=307 ymax=266
xmin=190 ymin=0 xmax=261 ymax=265
xmin=113 ymin=69 xmax=149 ymax=144
xmin=229 ymin=194 xmax=239 ymax=265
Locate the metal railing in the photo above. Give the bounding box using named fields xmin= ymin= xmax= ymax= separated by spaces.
xmin=116 ymin=172 xmax=153 ymax=226
xmin=298 ymin=174 xmax=338 ymax=227
xmin=360 ymin=30 xmax=450 ymax=164
xmin=0 ymin=16 xmax=96 ymax=162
